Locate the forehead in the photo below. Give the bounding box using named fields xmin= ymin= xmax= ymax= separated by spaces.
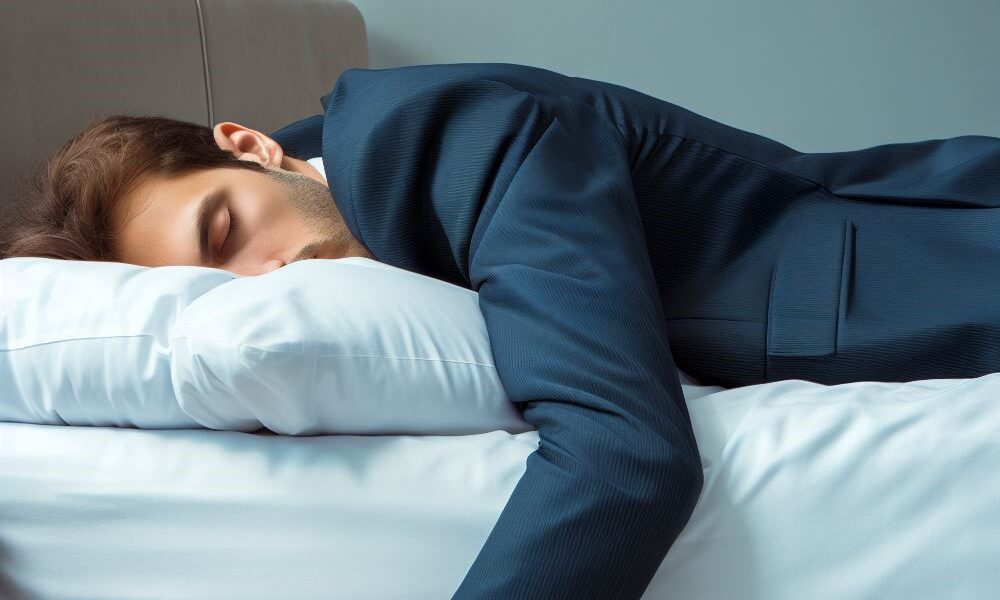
xmin=112 ymin=168 xmax=241 ymax=266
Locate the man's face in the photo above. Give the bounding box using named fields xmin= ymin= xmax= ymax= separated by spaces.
xmin=112 ymin=122 xmax=375 ymax=277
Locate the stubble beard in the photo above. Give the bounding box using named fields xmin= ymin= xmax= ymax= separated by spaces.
xmin=262 ymin=167 xmax=375 ymax=261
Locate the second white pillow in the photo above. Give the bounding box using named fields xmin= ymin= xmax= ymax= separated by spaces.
xmin=169 ymin=257 xmax=533 ymax=435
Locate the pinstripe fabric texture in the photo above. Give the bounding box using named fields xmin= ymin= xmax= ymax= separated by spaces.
xmin=271 ymin=62 xmax=1000 ymax=599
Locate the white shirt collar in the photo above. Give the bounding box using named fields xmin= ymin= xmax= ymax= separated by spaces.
xmin=305 ymin=156 xmax=326 ymax=181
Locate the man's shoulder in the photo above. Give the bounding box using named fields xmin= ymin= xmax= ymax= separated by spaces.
xmin=317 ymin=63 xmax=565 ymax=163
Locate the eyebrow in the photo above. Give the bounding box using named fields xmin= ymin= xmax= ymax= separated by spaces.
xmin=197 ymin=188 xmax=228 ymax=263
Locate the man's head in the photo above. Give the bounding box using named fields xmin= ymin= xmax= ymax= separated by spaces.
xmin=0 ymin=115 xmax=375 ymax=276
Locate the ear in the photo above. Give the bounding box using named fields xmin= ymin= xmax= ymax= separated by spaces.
xmin=212 ymin=122 xmax=285 ymax=168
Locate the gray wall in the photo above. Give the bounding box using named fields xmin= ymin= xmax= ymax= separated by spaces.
xmin=351 ymin=0 xmax=999 ymax=152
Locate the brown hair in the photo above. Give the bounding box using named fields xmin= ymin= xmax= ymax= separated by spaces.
xmin=0 ymin=115 xmax=265 ymax=261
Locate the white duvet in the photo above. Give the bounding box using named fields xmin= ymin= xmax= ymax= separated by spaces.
xmin=2 ymin=371 xmax=1000 ymax=599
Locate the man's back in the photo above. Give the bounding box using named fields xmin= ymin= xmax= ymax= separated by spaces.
xmin=474 ymin=64 xmax=1000 ymax=389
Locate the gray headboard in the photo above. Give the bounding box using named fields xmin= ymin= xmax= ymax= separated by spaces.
xmin=0 ymin=0 xmax=369 ymax=210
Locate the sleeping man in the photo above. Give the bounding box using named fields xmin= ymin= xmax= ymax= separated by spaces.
xmin=3 ymin=61 xmax=999 ymax=599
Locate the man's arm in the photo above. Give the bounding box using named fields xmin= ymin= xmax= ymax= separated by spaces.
xmin=322 ymin=68 xmax=704 ymax=599
xmin=457 ymin=88 xmax=702 ymax=600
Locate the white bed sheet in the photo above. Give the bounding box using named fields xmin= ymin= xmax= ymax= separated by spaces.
xmin=2 ymin=370 xmax=1000 ymax=599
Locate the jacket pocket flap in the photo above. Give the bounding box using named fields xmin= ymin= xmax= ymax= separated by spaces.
xmin=767 ymin=219 xmax=854 ymax=357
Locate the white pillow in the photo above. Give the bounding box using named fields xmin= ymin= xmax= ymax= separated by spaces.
xmin=170 ymin=257 xmax=531 ymax=435
xmin=0 ymin=256 xmax=531 ymax=435
xmin=0 ymin=257 xmax=228 ymax=428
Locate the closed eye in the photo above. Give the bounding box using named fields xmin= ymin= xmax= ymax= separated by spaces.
xmin=221 ymin=209 xmax=238 ymax=256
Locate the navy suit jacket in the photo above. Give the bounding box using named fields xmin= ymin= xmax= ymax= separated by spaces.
xmin=271 ymin=62 xmax=1000 ymax=599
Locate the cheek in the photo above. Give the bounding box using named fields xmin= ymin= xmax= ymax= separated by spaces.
xmin=239 ymin=196 xmax=298 ymax=250
xmin=244 ymin=178 xmax=290 ymax=221
xmin=232 ymin=173 xmax=315 ymax=251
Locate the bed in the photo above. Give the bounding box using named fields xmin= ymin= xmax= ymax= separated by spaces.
xmin=2 ymin=2 xmax=999 ymax=599
xmin=4 ymin=323 xmax=1000 ymax=600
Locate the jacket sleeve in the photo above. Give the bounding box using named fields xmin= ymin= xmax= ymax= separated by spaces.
xmin=326 ymin=70 xmax=704 ymax=599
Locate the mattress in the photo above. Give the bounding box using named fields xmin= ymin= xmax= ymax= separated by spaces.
xmin=2 ymin=369 xmax=1000 ymax=599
